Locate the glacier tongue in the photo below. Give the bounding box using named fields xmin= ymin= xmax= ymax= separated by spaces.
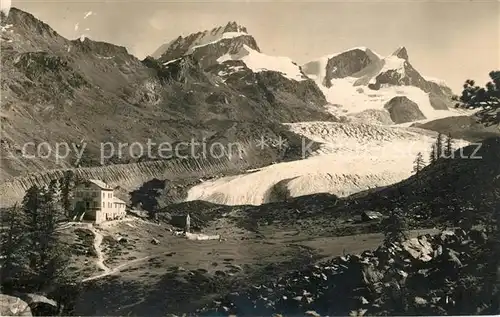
xmin=185 ymin=121 xmax=469 ymax=206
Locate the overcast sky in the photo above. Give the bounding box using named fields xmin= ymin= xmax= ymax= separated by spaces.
xmin=12 ymin=0 xmax=500 ymax=92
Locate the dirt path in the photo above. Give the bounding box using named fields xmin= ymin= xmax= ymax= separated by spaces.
xmin=55 ymin=221 xmax=114 ymax=278
xmin=81 ymin=219 xmax=163 ymax=283
xmin=92 ymin=227 xmax=110 ymax=274
xmin=82 ymin=252 xmax=171 ymax=283
xmin=86 ymin=226 xmax=111 ymax=276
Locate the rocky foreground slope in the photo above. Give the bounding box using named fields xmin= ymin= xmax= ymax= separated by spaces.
xmin=199 ymin=228 xmax=498 ymax=316
xmin=1 ymin=138 xmax=498 ymax=316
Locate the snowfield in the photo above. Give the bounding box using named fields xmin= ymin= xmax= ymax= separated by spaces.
xmin=185 ymin=121 xmax=469 ymax=206
xmin=374 ymin=55 xmax=406 ymax=78
xmin=217 ymin=45 xmax=307 ymax=81
xmin=323 ymin=83 xmax=465 ymax=121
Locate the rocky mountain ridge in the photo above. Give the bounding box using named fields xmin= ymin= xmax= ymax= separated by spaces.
xmin=302 ymin=46 xmax=460 ymax=124
xmin=150 ymin=22 xmax=466 ymax=127
xmin=151 ymin=22 xmax=309 ymax=82
xmin=152 ymin=22 xmax=255 ymax=59
xmin=0 ymin=7 xmax=479 ymax=203
xmin=0 ymin=8 xmax=333 ymax=180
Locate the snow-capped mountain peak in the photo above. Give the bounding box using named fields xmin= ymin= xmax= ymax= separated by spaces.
xmin=302 ymin=47 xmax=383 ymax=87
xmin=302 ymin=46 xmax=463 ymax=125
xmin=152 ymin=22 xmax=311 ymax=82
xmin=221 ymin=21 xmax=248 ymax=34
xmin=391 ymin=46 xmax=409 ymax=61
xmin=151 ymin=21 xmax=256 ymax=62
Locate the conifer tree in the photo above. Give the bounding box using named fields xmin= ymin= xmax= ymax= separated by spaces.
xmin=0 ymin=204 xmax=28 ymax=293
xmin=20 ymin=185 xmax=70 ymax=292
xmin=486 ymin=175 xmax=500 ymax=312
xmin=382 ymin=207 xmax=408 ymax=247
xmin=454 ymin=71 xmax=500 ymax=126
xmin=60 ymin=170 xmax=75 ymax=217
xmin=436 ymin=133 xmax=444 ymax=159
xmin=429 ymin=144 xmax=437 ymax=164
xmin=46 ymin=180 xmax=65 ymax=221
xmin=444 ymin=133 xmax=454 ymax=159
xmin=453 ymin=71 xmax=500 ymax=312
xmin=429 ymin=133 xmax=445 ymax=163
xmin=412 ymin=152 xmax=425 ymax=175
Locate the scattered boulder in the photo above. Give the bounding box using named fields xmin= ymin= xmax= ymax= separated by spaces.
xmin=469 ymin=229 xmax=487 ymax=243
xmin=361 ymin=211 xmax=383 ymax=222
xmin=445 ymin=249 xmax=463 ymax=268
xmin=414 ymin=296 xmax=428 ymax=306
xmin=199 ymin=228 xmax=492 ymax=316
xmin=401 ymin=237 xmax=433 ymax=262
xmin=151 ymin=238 xmax=160 ymax=245
xmin=361 ymin=264 xmax=384 ymax=285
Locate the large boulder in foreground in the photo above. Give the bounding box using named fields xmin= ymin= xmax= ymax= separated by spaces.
xmin=19 ymin=294 xmax=58 ymax=316
xmin=384 ymin=96 xmax=426 ymax=124
xmin=0 ymin=294 xmax=32 ymax=316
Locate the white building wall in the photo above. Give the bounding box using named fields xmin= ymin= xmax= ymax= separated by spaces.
xmin=73 ymin=181 xmax=126 ymax=223
xmin=73 ymin=183 xmax=103 ymax=222
xmin=113 ymin=202 xmax=126 ymax=218
xmin=100 ymin=190 xmax=115 ymax=221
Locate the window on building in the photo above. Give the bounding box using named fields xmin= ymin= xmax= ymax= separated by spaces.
xmin=108 ymin=202 xmax=111 ymax=208
xmin=103 ymin=192 xmax=105 ymax=198
xmin=102 ymin=202 xmax=105 ymax=207
xmin=108 ymin=193 xmax=112 ymax=198
xmin=93 ymin=192 xmax=97 ymax=197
